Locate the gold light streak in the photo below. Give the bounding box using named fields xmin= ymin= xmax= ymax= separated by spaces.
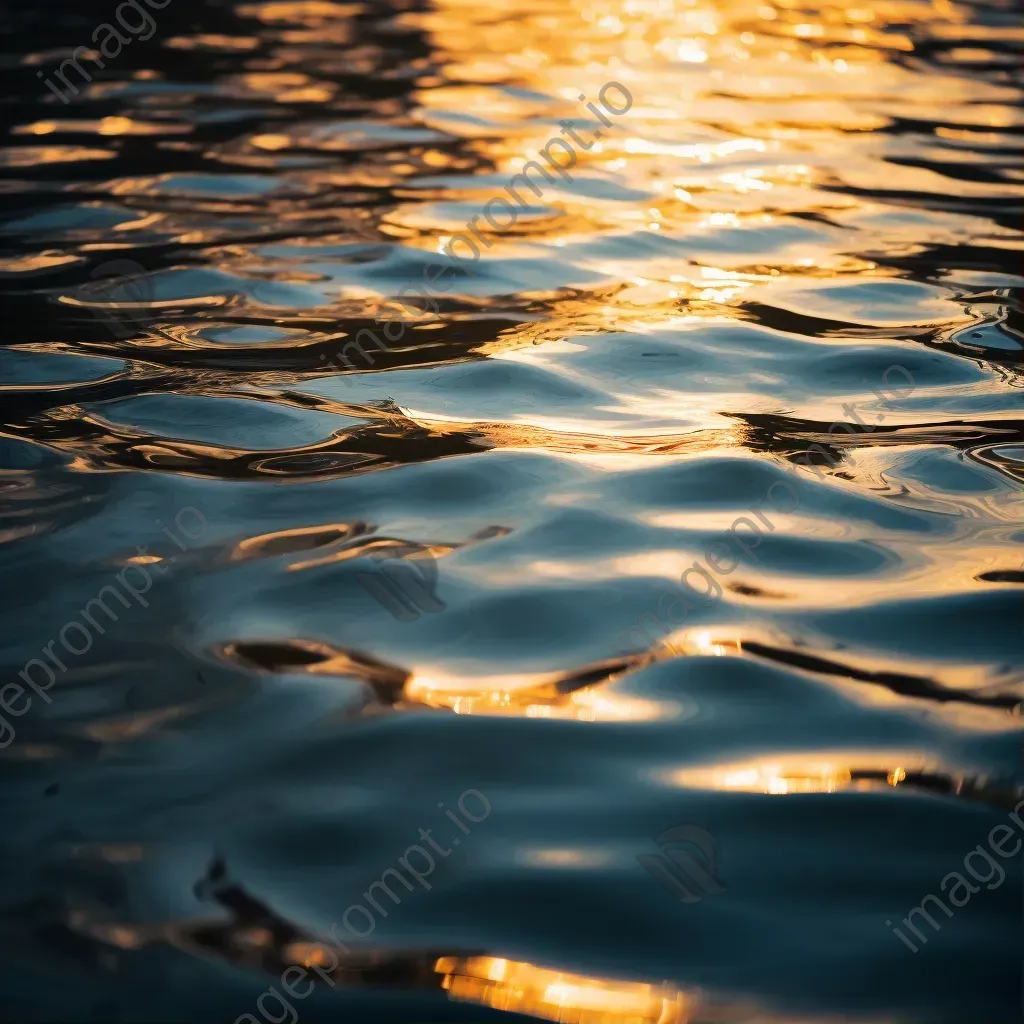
xmin=435 ymin=955 xmax=695 ymax=1024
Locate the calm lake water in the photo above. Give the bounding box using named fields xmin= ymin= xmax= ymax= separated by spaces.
xmin=0 ymin=0 xmax=1022 ymax=1021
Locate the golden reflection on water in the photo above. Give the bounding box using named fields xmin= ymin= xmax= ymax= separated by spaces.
xmin=432 ymin=954 xmax=893 ymax=1024
xmin=2 ymin=0 xmax=1020 ymax=1019
xmin=663 ymin=752 xmax=899 ymax=794
xmin=406 ymin=669 xmax=666 ymax=720
xmin=396 ymin=0 xmax=990 ymax=276
xmin=435 ymin=955 xmax=695 ymax=1024
xmin=659 ymin=751 xmax=1022 ymax=810
xmin=0 ymin=145 xmax=116 ymax=167
xmin=13 ymin=117 xmax=191 ymax=137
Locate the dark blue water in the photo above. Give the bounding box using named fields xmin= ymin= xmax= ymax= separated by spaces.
xmin=0 ymin=0 xmax=1022 ymax=1021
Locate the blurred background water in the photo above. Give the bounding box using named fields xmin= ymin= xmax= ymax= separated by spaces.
xmin=0 ymin=0 xmax=1022 ymax=1020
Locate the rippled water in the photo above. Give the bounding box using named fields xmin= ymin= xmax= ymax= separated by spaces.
xmin=1 ymin=0 xmax=1023 ymax=1021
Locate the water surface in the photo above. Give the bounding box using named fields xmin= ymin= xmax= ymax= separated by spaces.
xmin=0 ymin=0 xmax=1022 ymax=1021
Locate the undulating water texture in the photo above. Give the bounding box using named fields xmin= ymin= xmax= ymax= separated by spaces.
xmin=1 ymin=0 xmax=1022 ymax=1021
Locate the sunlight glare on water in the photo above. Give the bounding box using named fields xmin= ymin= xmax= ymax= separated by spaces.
xmin=0 ymin=0 xmax=1021 ymax=1020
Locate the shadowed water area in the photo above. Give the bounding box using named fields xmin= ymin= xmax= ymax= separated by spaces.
xmin=0 ymin=0 xmax=1022 ymax=1020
